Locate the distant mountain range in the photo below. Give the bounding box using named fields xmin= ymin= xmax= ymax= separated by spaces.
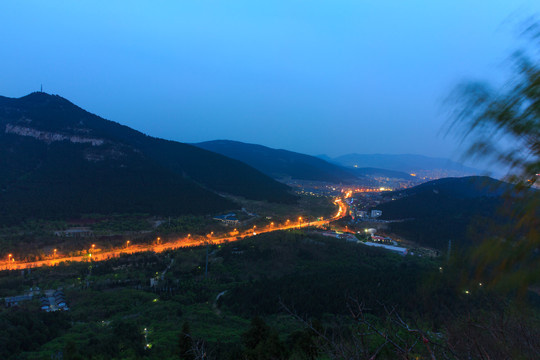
xmin=194 ymin=142 xmax=479 ymax=184
xmin=194 ymin=140 xmax=359 ymax=183
xmin=327 ymin=153 xmax=481 ymax=178
xmin=0 ymin=93 xmax=294 ymax=225
xmin=374 ymin=176 xmax=512 ymax=250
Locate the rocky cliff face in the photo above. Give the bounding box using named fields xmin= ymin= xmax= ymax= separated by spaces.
xmin=5 ymin=124 xmax=105 ymax=146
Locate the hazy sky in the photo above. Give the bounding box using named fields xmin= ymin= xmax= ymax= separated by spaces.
xmin=1 ymin=1 xmax=539 ymax=160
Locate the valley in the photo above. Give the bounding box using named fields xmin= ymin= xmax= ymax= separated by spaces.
xmin=2 ymin=3 xmax=540 ymax=358
xmin=0 ymin=93 xmax=537 ymax=360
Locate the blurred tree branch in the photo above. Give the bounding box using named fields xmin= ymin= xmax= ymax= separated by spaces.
xmin=447 ymin=21 xmax=540 ymax=188
xmin=446 ymin=19 xmax=540 ymax=293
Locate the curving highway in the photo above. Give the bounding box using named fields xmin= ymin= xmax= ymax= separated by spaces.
xmin=1 ymin=197 xmax=348 ymax=271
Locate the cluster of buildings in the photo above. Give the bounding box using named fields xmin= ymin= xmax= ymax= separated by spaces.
xmin=370 ymin=235 xmax=395 ymax=244
xmin=213 ymin=213 xmax=240 ymax=226
xmin=346 ymin=196 xmax=383 ymax=221
xmin=351 ymin=209 xmax=382 ymax=221
xmin=3 ymin=287 xmax=69 ymax=312
xmin=40 ymin=289 xmax=68 ymax=312
xmin=320 ymin=230 xmax=408 ymax=256
xmin=54 ymin=227 xmax=93 ymax=237
xmin=344 ymin=192 xmax=392 ymax=224
xmin=213 ymin=208 xmax=258 ymax=227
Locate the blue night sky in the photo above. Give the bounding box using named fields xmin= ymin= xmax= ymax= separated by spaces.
xmin=1 ymin=1 xmax=539 ymax=161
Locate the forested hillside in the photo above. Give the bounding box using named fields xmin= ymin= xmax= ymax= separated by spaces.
xmin=0 ymin=93 xmax=295 ymax=225
xmin=376 ymin=176 xmax=513 ymax=250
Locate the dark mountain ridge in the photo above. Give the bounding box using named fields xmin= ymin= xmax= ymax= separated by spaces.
xmin=374 ymin=176 xmax=514 ymax=250
xmin=391 ymin=176 xmax=511 ymax=199
xmin=0 ymin=92 xmax=294 ymax=225
xmin=195 ymin=139 xmax=359 ymax=183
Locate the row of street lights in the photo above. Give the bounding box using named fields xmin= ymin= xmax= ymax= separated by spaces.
xmin=4 ymin=214 xmax=326 ymax=266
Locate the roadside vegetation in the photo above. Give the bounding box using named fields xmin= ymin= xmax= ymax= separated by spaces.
xmin=0 ymin=194 xmax=336 ymax=263
xmin=1 ymin=230 xmax=539 ymax=359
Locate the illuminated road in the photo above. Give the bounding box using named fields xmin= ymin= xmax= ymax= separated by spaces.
xmin=1 ymin=197 xmax=348 ymax=271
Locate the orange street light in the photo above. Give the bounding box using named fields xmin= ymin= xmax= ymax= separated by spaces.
xmin=53 ymin=249 xmax=57 ymax=259
xmin=126 ymin=240 xmax=130 ymax=248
